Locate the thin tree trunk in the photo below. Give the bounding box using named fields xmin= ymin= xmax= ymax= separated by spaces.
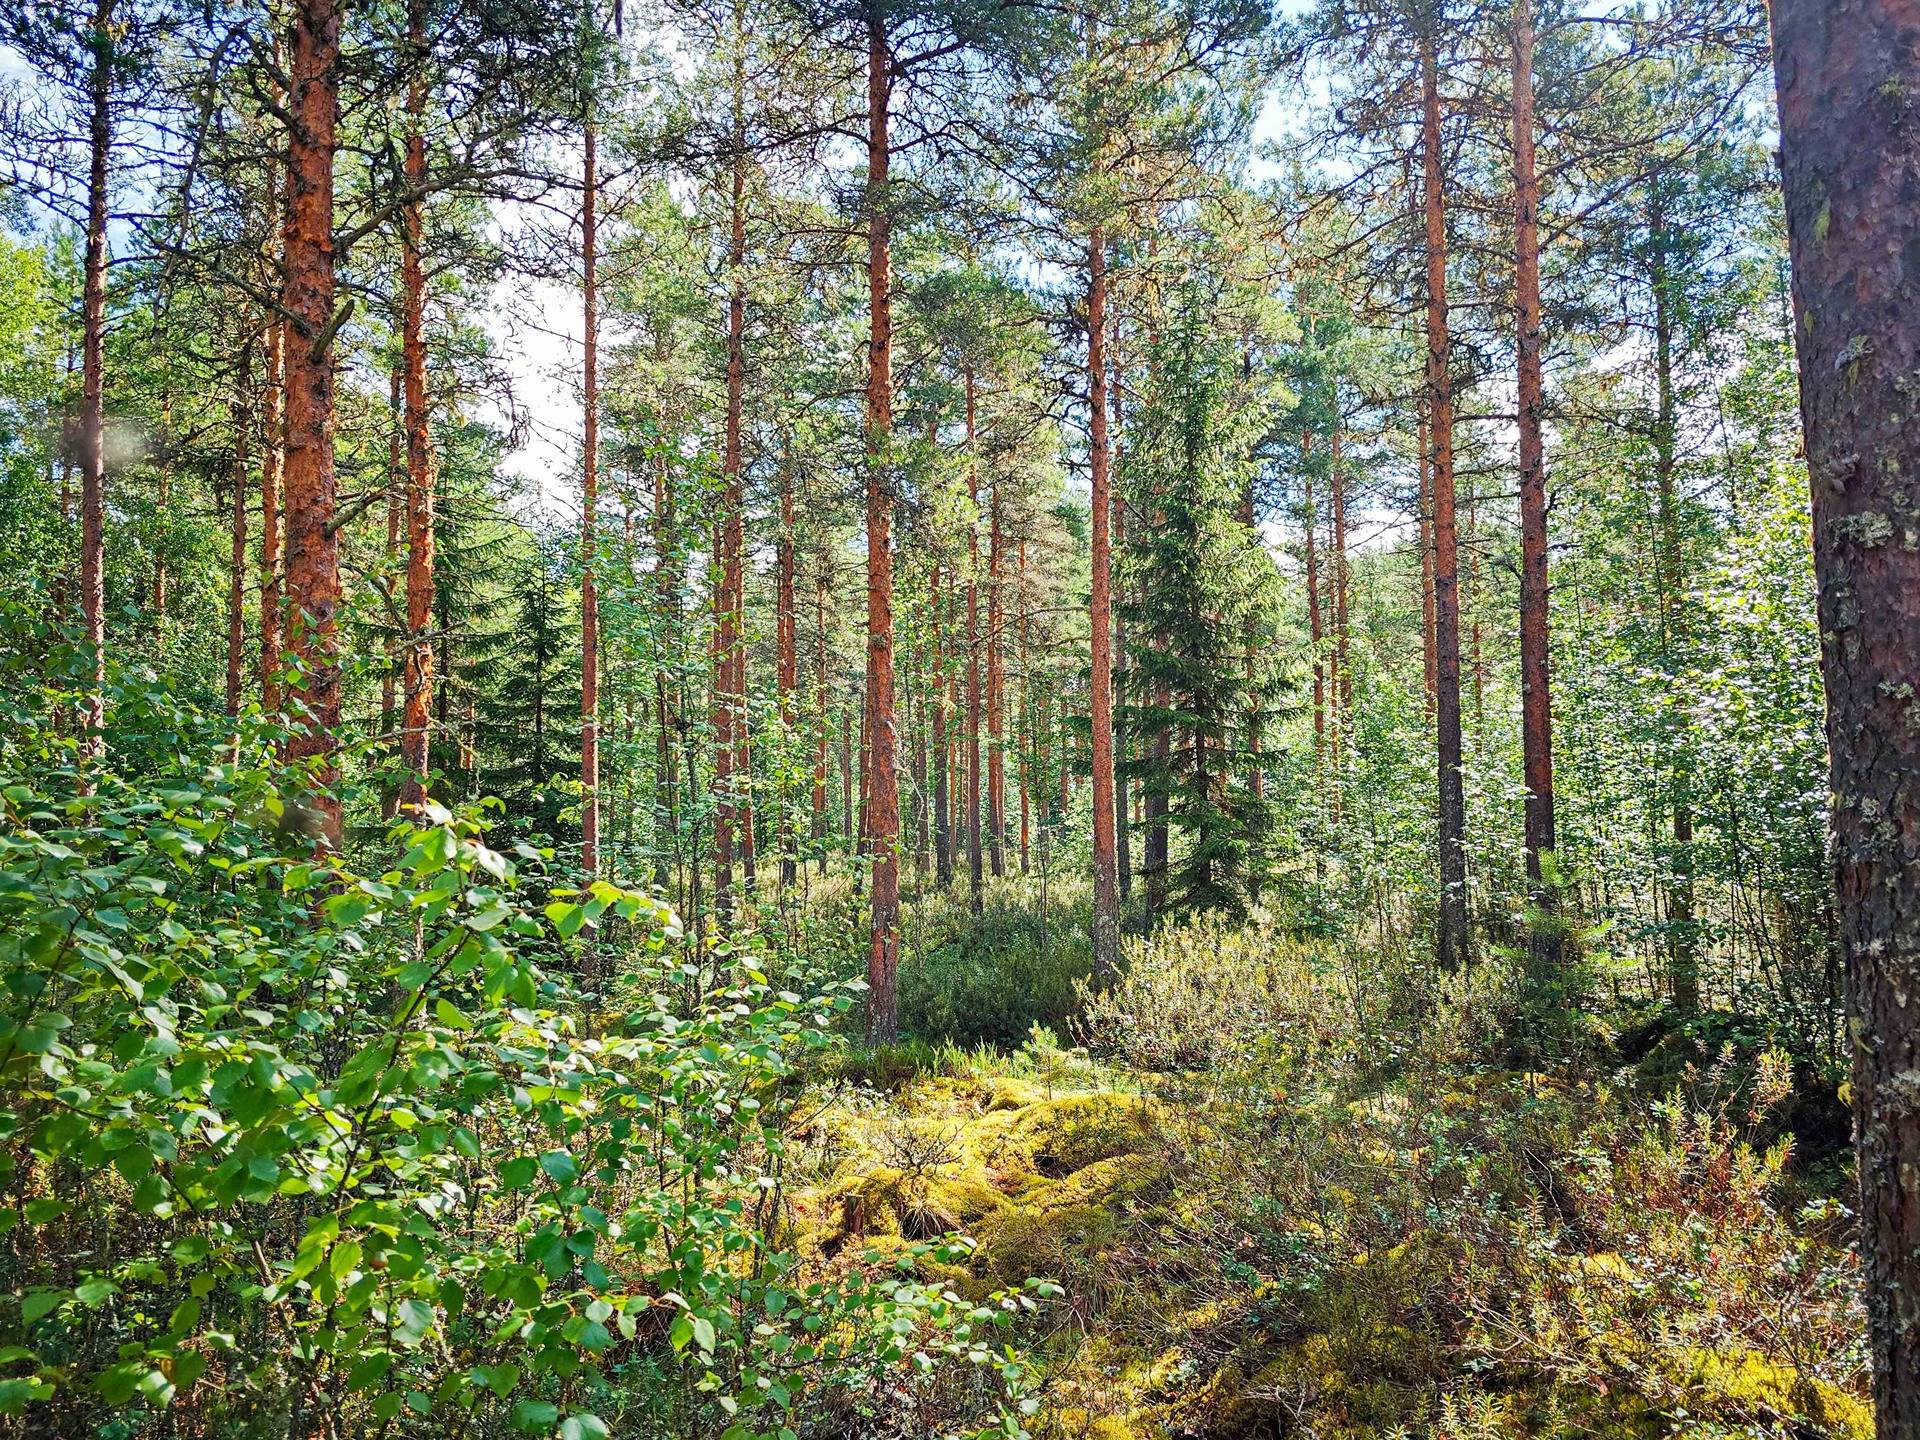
xmin=1112 ymin=324 xmax=1132 ymax=902
xmin=399 ymin=10 xmax=435 ymax=815
xmin=987 ymin=472 xmax=1006 ymax=878
xmin=580 ymin=118 xmax=601 ymax=877
xmin=778 ymin=451 xmax=798 ymax=888
xmin=1418 ymin=404 xmax=1437 ymax=715
xmin=383 ymin=366 xmax=401 ymax=747
xmin=225 ymin=350 xmax=252 ymax=724
xmin=1513 ymin=0 xmax=1559 ymax=968
xmin=283 ymin=0 xmax=344 ymax=848
xmin=655 ymin=453 xmax=677 ymax=890
xmin=1331 ymin=407 xmax=1351 ymax=715
xmin=1304 ymin=434 xmax=1324 ymax=767
xmin=260 ymin=155 xmax=286 ymax=714
xmin=932 ymin=554 xmax=951 ymax=885
xmin=1770 ymin=3 xmax=1920 ymax=1429
xmin=813 ymin=566 xmax=830 ymax=871
xmin=77 ymin=0 xmax=113 ymax=768
xmin=1424 ymin=38 xmax=1470 ymax=972
xmin=965 ymin=366 xmax=984 ymax=911
xmin=1019 ymin=535 xmax=1030 ymax=875
xmin=1088 ymin=222 xmax=1121 ymax=980
xmin=864 ymin=16 xmax=901 ymax=1039
xmin=1649 ymin=185 xmax=1696 ymax=1007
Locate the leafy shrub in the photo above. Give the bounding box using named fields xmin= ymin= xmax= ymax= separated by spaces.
xmin=0 ymin=644 xmax=1040 ymax=1440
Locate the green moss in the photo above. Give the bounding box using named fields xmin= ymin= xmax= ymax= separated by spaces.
xmin=1670 ymin=1347 xmax=1872 ymax=1439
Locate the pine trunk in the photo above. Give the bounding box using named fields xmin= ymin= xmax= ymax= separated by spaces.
xmin=1513 ymin=0 xmax=1559 ymax=966
xmin=283 ymin=0 xmax=344 ymax=848
xmin=77 ymin=0 xmax=113 ymax=767
xmin=225 ymin=353 xmax=252 ymax=724
xmin=1088 ymin=223 xmax=1121 ymax=980
xmin=1770 ymin=3 xmax=1920 ymax=1430
xmin=863 ymin=18 xmax=901 ymax=1039
xmin=1424 ymin=40 xmax=1470 ymax=972
xmin=580 ymin=121 xmax=601 ymax=877
xmin=399 ymin=23 xmax=435 ymax=815
xmin=965 ymin=367 xmax=985 ymax=911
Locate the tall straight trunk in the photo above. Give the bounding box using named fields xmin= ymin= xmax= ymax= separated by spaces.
xmin=1330 ymin=409 xmax=1351 ymax=714
xmin=580 ymin=119 xmax=601 ymax=876
xmin=655 ymin=453 xmax=678 ymax=890
xmin=77 ymin=0 xmax=113 ymax=765
xmin=1304 ymin=436 xmax=1325 ymax=766
xmin=987 ymin=474 xmax=1006 ymax=878
xmin=1018 ymin=535 xmax=1031 ymax=874
xmin=1424 ymin=39 xmax=1470 ymax=972
xmin=260 ymin=153 xmax=286 ymax=714
xmin=152 ymin=393 xmax=170 ymax=641
xmin=1111 ymin=326 xmax=1132 ymax=902
xmin=813 ymin=567 xmax=830 ymax=870
xmin=839 ymin=697 xmax=852 ymax=848
xmin=383 ymin=366 xmax=401 ymax=744
xmin=777 ymin=455 xmax=798 ymax=887
xmin=1240 ymin=452 xmax=1263 ymax=802
xmin=1087 ymin=222 xmax=1121 ymax=980
xmin=399 ymin=15 xmax=435 ymax=814
xmin=965 ymin=367 xmax=985 ymax=910
xmin=864 ymin=16 xmax=901 ymax=1039
xmin=1649 ymin=187 xmax=1696 ymax=1007
xmin=1770 ymin=4 xmax=1920 ymax=1429
xmin=225 ymin=352 xmax=252 ymax=722
xmin=932 ymin=554 xmax=952 ymax=885
xmin=283 ymin=0 xmax=344 ymax=848
xmin=1417 ymin=405 xmax=1437 ymax=714
xmin=1512 ymin=0 xmax=1558 ymax=966
xmin=727 ymin=8 xmax=755 ymax=896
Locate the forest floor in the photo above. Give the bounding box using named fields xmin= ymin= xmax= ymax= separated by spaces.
xmin=795 ymin=899 xmax=1872 ymax=1440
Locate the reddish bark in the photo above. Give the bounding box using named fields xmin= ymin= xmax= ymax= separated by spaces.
xmin=1512 ymin=0 xmax=1558 ymax=961
xmin=864 ymin=17 xmax=901 ymax=1039
xmin=1424 ymin=40 xmax=1469 ymax=971
xmin=1018 ymin=535 xmax=1030 ymax=874
xmin=282 ymin=0 xmax=344 ymax=847
xmin=581 ymin=121 xmax=601 ymax=876
xmin=1087 ymin=223 xmax=1120 ymax=980
xmin=1770 ymin=3 xmax=1920 ymax=1428
xmin=399 ymin=28 xmax=435 ymax=816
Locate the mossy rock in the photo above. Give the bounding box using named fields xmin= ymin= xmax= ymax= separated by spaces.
xmin=1668 ymin=1347 xmax=1871 ymax=1439
xmin=999 ymin=1093 xmax=1164 ymax=1177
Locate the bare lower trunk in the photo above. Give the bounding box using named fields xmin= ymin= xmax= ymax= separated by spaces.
xmin=864 ymin=18 xmax=901 ymax=1039
xmin=1425 ymin=40 xmax=1469 ymax=971
xmin=987 ymin=473 xmax=1005 ymax=878
xmin=581 ymin=121 xmax=601 ymax=876
xmin=283 ymin=0 xmax=344 ymax=848
xmin=1512 ymin=0 xmax=1559 ymax=968
xmin=1770 ymin=3 xmax=1920 ymax=1430
xmin=965 ymin=367 xmax=984 ymax=911
xmin=399 ymin=24 xmax=435 ymax=814
xmin=225 ymin=352 xmax=252 ymax=724
xmin=1087 ymin=224 xmax=1120 ymax=980
xmin=77 ymin=0 xmax=113 ymax=768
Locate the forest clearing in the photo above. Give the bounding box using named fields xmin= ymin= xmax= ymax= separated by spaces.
xmin=0 ymin=0 xmax=1916 ymax=1437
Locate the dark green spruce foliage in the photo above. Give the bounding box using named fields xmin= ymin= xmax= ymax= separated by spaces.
xmin=1121 ymin=277 xmax=1287 ymax=918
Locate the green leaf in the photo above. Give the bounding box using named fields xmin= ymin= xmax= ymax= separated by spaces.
xmin=560 ymin=1414 xmax=609 ymax=1440
xmin=538 ymin=1151 xmax=577 ymax=1185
